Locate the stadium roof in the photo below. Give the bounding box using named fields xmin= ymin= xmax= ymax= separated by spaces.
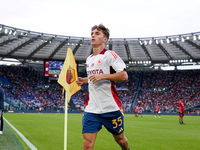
xmin=0 ymin=24 xmax=200 ymax=67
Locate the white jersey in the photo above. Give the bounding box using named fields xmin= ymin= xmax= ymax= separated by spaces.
xmin=84 ymin=49 xmax=126 ymax=114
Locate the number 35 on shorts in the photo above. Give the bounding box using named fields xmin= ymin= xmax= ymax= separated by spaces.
xmin=112 ymin=116 xmax=122 ymax=129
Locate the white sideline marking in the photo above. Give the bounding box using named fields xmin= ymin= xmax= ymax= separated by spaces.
xmin=4 ymin=117 xmax=38 ymax=150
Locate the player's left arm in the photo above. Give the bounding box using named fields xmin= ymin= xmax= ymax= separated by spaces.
xmin=89 ymin=70 xmax=128 ymax=84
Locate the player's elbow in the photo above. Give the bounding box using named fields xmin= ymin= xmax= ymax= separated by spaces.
xmin=121 ymin=71 xmax=128 ymax=81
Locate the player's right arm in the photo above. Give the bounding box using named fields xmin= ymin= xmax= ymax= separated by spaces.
xmin=76 ymin=77 xmax=88 ymax=86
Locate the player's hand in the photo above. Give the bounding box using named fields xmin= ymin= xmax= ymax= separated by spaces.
xmin=76 ymin=77 xmax=84 ymax=86
xmin=89 ymin=74 xmax=103 ymax=83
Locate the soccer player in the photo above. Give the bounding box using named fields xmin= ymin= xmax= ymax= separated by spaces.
xmin=155 ymin=105 xmax=161 ymax=118
xmin=134 ymin=105 xmax=138 ymax=117
xmin=178 ymin=97 xmax=185 ymax=125
xmin=138 ymin=105 xmax=143 ymax=117
xmin=0 ymin=81 xmax=5 ymax=134
xmin=81 ymin=106 xmax=84 ymax=115
xmin=76 ymin=24 xmax=130 ymax=150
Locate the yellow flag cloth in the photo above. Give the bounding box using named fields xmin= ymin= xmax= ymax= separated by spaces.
xmin=58 ymin=48 xmax=81 ymax=102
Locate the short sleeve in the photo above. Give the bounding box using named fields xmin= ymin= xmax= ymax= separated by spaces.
xmin=107 ymin=50 xmax=126 ymax=72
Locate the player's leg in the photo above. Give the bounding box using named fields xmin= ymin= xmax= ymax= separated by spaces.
xmin=113 ymin=132 xmax=129 ymax=150
xmin=0 ymin=110 xmax=3 ymax=133
xmin=180 ymin=116 xmax=183 ymax=123
xmin=101 ymin=110 xmax=130 ymax=150
xmin=179 ymin=112 xmax=184 ymax=124
xmin=181 ymin=113 xmax=185 ymax=124
xmin=155 ymin=112 xmax=157 ymax=117
xmin=83 ymin=132 xmax=98 ymax=150
xmin=82 ymin=112 xmax=102 ymax=149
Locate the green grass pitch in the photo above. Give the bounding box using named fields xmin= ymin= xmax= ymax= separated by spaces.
xmin=49 ymin=70 xmax=60 ymax=75
xmin=2 ymin=113 xmax=200 ymax=150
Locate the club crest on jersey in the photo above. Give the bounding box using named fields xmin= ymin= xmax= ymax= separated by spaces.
xmin=97 ymin=59 xmax=103 ymax=65
xmin=66 ymin=66 xmax=75 ymax=84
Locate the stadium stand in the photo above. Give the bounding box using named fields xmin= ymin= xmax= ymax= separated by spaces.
xmin=0 ymin=65 xmax=199 ymax=114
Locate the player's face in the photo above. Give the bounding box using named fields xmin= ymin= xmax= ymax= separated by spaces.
xmin=90 ymin=29 xmax=107 ymax=47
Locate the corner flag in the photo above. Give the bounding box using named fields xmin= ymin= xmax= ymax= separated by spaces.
xmin=58 ymin=48 xmax=81 ymax=102
xmin=57 ymin=48 xmax=81 ymax=150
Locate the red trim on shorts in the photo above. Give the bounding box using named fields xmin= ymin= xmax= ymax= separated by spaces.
xmin=179 ymin=112 xmax=184 ymax=117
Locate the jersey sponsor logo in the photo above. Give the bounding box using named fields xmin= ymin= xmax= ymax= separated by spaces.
xmin=66 ymin=66 xmax=76 ymax=84
xmin=87 ymin=69 xmax=104 ymax=76
xmin=108 ymin=50 xmax=118 ymax=60
xmin=97 ymin=59 xmax=103 ymax=65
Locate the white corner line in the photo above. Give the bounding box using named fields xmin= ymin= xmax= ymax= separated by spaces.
xmin=3 ymin=117 xmax=38 ymax=150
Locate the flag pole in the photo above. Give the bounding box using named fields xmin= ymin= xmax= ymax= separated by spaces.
xmin=57 ymin=48 xmax=81 ymax=150
xmin=64 ymin=91 xmax=68 ymax=150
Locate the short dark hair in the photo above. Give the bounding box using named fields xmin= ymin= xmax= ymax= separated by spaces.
xmin=91 ymin=24 xmax=110 ymax=40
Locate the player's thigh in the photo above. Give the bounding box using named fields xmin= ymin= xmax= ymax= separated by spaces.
xmin=83 ymin=132 xmax=98 ymax=143
xmin=101 ymin=110 xmax=124 ymax=135
xmin=82 ymin=112 xmax=102 ymax=134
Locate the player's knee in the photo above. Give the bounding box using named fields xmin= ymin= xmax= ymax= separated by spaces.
xmin=83 ymin=139 xmax=94 ymax=149
xmin=115 ymin=137 xmax=127 ymax=146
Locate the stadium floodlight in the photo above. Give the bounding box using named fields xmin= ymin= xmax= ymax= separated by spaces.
xmin=155 ymin=39 xmax=159 ymax=44
xmin=138 ymin=40 xmax=143 ymax=45
xmin=13 ymin=31 xmax=17 ymax=36
xmin=4 ymin=29 xmax=8 ymax=34
xmin=166 ymin=38 xmax=170 ymax=43
xmin=149 ymin=40 xmax=152 ymax=45
xmin=9 ymin=30 xmax=12 ymax=35
xmin=181 ymin=37 xmax=185 ymax=42
xmin=193 ymin=35 xmax=197 ymax=40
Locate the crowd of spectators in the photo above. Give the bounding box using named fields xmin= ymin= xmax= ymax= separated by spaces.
xmin=137 ymin=70 xmax=200 ymax=113
xmin=0 ymin=65 xmax=200 ymax=113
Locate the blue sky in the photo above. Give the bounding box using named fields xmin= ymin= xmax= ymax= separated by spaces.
xmin=1 ymin=0 xmax=200 ymax=38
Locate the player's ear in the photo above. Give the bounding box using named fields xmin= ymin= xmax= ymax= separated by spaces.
xmin=103 ymin=37 xmax=107 ymax=43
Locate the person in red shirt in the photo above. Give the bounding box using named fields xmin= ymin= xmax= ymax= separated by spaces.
xmin=134 ymin=105 xmax=138 ymax=117
xmin=178 ymin=97 xmax=185 ymax=125
xmin=155 ymin=105 xmax=161 ymax=118
xmin=138 ymin=106 xmax=143 ymax=117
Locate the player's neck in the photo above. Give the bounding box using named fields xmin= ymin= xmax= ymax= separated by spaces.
xmin=92 ymin=45 xmax=104 ymax=55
